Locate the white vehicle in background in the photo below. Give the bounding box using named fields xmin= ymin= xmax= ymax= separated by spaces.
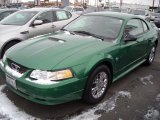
xmin=130 ymin=9 xmax=150 ymax=21
xmin=150 ymin=12 xmax=160 ymax=21
xmin=0 ymin=8 xmax=79 ymax=58
xmin=64 ymin=6 xmax=85 ymax=15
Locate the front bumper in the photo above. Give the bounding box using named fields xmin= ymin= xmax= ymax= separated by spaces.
xmin=0 ymin=61 xmax=85 ymax=105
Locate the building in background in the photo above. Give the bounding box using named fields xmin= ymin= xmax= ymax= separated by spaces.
xmin=61 ymin=0 xmax=69 ymax=7
xmin=35 ymin=0 xmax=41 ymax=6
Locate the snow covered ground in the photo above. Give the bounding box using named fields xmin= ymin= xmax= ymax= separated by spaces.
xmin=0 ymin=85 xmax=38 ymax=120
xmin=70 ymin=91 xmax=131 ymax=120
xmin=144 ymin=94 xmax=160 ymax=120
xmin=0 ymin=83 xmax=132 ymax=120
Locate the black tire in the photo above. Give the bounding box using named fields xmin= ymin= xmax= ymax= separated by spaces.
xmin=83 ymin=65 xmax=111 ymax=104
xmin=1 ymin=41 xmax=19 ymax=58
xmin=144 ymin=45 xmax=156 ymax=65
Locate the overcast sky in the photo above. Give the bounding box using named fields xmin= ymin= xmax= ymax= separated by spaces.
xmin=20 ymin=0 xmax=159 ymax=6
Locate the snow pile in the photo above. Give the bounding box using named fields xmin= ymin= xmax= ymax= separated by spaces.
xmin=144 ymin=108 xmax=160 ymax=120
xmin=70 ymin=91 xmax=131 ymax=120
xmin=144 ymin=94 xmax=160 ymax=120
xmin=0 ymin=85 xmax=39 ymax=120
xmin=118 ymin=91 xmax=131 ymax=99
xmin=156 ymin=94 xmax=160 ymax=102
xmin=139 ymin=75 xmax=154 ymax=85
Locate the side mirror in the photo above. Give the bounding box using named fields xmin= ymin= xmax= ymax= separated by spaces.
xmin=124 ymin=33 xmax=137 ymax=42
xmin=145 ymin=14 xmax=149 ymax=16
xmin=32 ymin=20 xmax=43 ymax=26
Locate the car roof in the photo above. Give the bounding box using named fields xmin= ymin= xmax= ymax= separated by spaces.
xmin=21 ymin=8 xmax=60 ymax=12
xmin=85 ymin=11 xmax=142 ymax=20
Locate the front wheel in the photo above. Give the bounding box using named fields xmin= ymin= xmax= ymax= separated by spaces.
xmin=145 ymin=45 xmax=156 ymax=65
xmin=83 ymin=65 xmax=111 ymax=104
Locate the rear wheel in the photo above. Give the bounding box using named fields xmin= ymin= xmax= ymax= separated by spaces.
xmin=1 ymin=41 xmax=19 ymax=58
xmin=145 ymin=45 xmax=156 ymax=65
xmin=83 ymin=65 xmax=111 ymax=104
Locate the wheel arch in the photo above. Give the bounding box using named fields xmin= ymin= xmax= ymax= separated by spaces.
xmin=84 ymin=55 xmax=115 ymax=84
xmin=0 ymin=39 xmax=22 ymax=58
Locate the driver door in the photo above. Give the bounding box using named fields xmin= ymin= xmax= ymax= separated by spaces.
xmin=118 ymin=19 xmax=148 ymax=71
xmin=28 ymin=11 xmax=54 ymax=38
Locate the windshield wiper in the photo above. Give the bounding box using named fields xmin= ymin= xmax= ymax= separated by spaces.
xmin=61 ymin=28 xmax=75 ymax=35
xmin=73 ymin=30 xmax=104 ymax=41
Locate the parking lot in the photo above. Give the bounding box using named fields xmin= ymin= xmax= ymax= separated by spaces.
xmin=0 ymin=41 xmax=159 ymax=120
xmin=0 ymin=1 xmax=160 ymax=119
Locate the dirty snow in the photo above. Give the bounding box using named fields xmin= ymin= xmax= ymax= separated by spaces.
xmin=0 ymin=85 xmax=38 ymax=120
xmin=144 ymin=93 xmax=160 ymax=120
xmin=118 ymin=118 xmax=123 ymax=120
xmin=144 ymin=108 xmax=160 ymax=120
xmin=156 ymin=94 xmax=160 ymax=102
xmin=70 ymin=91 xmax=131 ymax=120
xmin=139 ymin=75 xmax=154 ymax=85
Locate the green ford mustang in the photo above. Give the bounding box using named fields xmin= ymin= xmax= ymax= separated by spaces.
xmin=0 ymin=12 xmax=159 ymax=105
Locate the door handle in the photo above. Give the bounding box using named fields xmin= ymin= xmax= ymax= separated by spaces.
xmin=51 ymin=25 xmax=56 ymax=28
xmin=20 ymin=31 xmax=29 ymax=34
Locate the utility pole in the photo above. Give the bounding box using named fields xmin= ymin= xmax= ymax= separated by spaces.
xmin=120 ymin=0 xmax=123 ymax=9
xmin=152 ymin=0 xmax=155 ymax=12
xmin=159 ymin=0 xmax=160 ymax=12
xmin=4 ymin=0 xmax=6 ymax=6
xmin=57 ymin=0 xmax=58 ymax=7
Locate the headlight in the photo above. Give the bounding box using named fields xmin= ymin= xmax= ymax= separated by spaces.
xmin=30 ymin=69 xmax=73 ymax=81
xmin=2 ymin=54 xmax=6 ymax=63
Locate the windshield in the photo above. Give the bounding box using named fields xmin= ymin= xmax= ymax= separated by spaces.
xmin=64 ymin=16 xmax=123 ymax=40
xmin=0 ymin=11 xmax=38 ymax=25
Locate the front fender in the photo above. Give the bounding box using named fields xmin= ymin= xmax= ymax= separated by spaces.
xmin=84 ymin=53 xmax=116 ymax=77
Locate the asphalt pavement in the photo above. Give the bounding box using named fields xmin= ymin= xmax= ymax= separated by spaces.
xmin=0 ymin=43 xmax=160 ymax=120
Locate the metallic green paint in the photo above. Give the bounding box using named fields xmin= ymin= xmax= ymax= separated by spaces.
xmin=0 ymin=12 xmax=158 ymax=105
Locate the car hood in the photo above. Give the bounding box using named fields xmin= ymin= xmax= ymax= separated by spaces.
xmin=7 ymin=32 xmax=104 ymax=70
xmin=0 ymin=24 xmax=21 ymax=34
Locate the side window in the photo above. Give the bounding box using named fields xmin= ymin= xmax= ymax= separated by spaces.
xmin=0 ymin=11 xmax=13 ymax=20
xmin=56 ymin=11 xmax=69 ymax=21
xmin=142 ymin=21 xmax=149 ymax=32
xmin=125 ymin=19 xmax=143 ymax=36
xmin=36 ymin=11 xmax=53 ymax=24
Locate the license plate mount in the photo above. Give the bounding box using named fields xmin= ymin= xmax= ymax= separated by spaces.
xmin=6 ymin=74 xmax=17 ymax=89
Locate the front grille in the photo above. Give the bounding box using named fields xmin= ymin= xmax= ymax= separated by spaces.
xmin=7 ymin=59 xmax=28 ymax=74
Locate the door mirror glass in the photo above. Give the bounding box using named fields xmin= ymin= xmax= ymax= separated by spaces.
xmin=124 ymin=33 xmax=137 ymax=42
xmin=33 ymin=20 xmax=43 ymax=26
xmin=145 ymin=13 xmax=149 ymax=16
